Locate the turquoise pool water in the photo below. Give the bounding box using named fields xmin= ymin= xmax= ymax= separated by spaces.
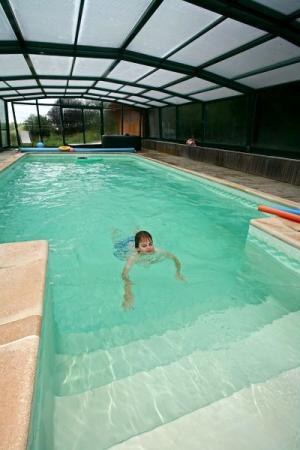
xmin=0 ymin=155 xmax=299 ymax=450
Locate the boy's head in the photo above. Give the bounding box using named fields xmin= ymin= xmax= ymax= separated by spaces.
xmin=135 ymin=231 xmax=154 ymax=253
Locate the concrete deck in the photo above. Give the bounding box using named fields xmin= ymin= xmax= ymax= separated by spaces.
xmin=140 ymin=149 xmax=300 ymax=204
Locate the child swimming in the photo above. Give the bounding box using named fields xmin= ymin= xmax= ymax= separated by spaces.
xmin=116 ymin=230 xmax=184 ymax=310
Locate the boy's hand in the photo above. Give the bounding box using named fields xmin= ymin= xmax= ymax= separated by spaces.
xmin=122 ymin=296 xmax=134 ymax=310
xmin=175 ymin=271 xmax=185 ymax=281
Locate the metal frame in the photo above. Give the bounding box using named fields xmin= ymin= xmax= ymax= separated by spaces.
xmin=0 ymin=0 xmax=300 ymax=151
xmin=0 ymin=0 xmax=299 ymax=106
xmin=8 ymin=97 xmax=144 ymax=147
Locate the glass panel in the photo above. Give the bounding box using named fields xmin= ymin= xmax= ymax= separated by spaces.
xmin=253 ymin=0 xmax=300 ymax=14
xmin=1 ymin=130 xmax=8 ymax=147
xmin=38 ymin=98 xmax=59 ymax=104
xmin=109 ymin=61 xmax=154 ymax=82
xmin=84 ymin=109 xmax=101 ymax=143
xmin=254 ymin=83 xmax=300 ymax=152
xmin=165 ymin=96 xmax=189 ymax=105
xmin=16 ymin=100 xmax=36 ymax=104
xmin=140 ymin=69 xmax=185 ymax=87
xmin=103 ymin=108 xmax=122 ymax=135
xmin=237 ymin=62 xmax=300 ymax=88
xmin=40 ymin=79 xmax=68 ymax=86
xmin=95 ymin=80 xmax=122 ymax=90
xmin=0 ymin=99 xmax=6 ymax=128
xmin=143 ymin=90 xmax=168 ymax=99
xmin=8 ymin=103 xmax=18 ymax=146
xmin=0 ymin=4 xmax=16 ymax=39
xmin=119 ymin=86 xmax=144 ymax=94
xmin=7 ymin=79 xmax=38 ymax=87
xmin=63 ymin=108 xmax=83 ymax=144
xmin=15 ymin=103 xmax=39 ymax=146
xmin=169 ymin=19 xmax=266 ymax=66
xmin=127 ymin=96 xmax=148 ymax=103
xmin=78 ymin=0 xmax=152 ymax=47
xmin=65 ymin=89 xmax=86 ymax=94
xmin=103 ymin=102 xmax=120 ymax=109
xmin=148 ymin=109 xmax=160 ymax=138
xmin=123 ymin=108 xmax=140 ymax=135
xmin=0 ymin=90 xmax=18 ymax=96
xmin=61 ymin=98 xmax=86 ymax=106
xmin=147 ymin=100 xmax=166 ymax=107
xmin=107 ymin=93 xmax=127 ymax=98
xmin=0 ymin=54 xmax=31 ymax=77
xmin=0 ymin=82 xmax=7 ymax=88
xmin=39 ymin=104 xmax=63 ymax=146
xmin=161 ymin=106 xmax=176 ymax=139
xmin=120 ymin=100 xmax=134 ymax=105
xmin=88 ymin=89 xmax=109 ymax=96
xmin=191 ymin=87 xmax=241 ymax=101
xmin=68 ymin=80 xmax=95 ymax=87
xmin=82 ymin=99 xmax=101 ymax=107
xmin=128 ymin=0 xmax=220 ymax=58
xmin=204 ymin=96 xmax=248 ymax=145
xmin=168 ymin=77 xmax=217 ymax=94
xmin=44 ymin=88 xmax=66 ymax=93
xmin=0 ymin=100 xmax=6 ymax=147
xmin=73 ymin=58 xmax=115 ymax=77
xmin=177 ymin=102 xmax=202 ymax=141
xmin=10 ymin=0 xmax=80 ymax=44
xmin=17 ymin=89 xmax=43 ymax=94
xmin=30 ymin=55 xmax=73 ymax=76
xmin=207 ymin=38 xmax=300 ymax=79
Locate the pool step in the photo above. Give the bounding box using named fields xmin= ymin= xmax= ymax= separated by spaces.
xmin=108 ymin=366 xmax=300 ymax=450
xmin=53 ymin=310 xmax=300 ymax=450
xmin=54 ymin=296 xmax=289 ymax=396
xmin=55 ymin=289 xmax=242 ymax=356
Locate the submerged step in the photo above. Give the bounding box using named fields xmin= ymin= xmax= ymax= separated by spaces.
xmin=53 ymin=310 xmax=300 ymax=450
xmin=55 ymin=288 xmax=241 ymax=356
xmin=109 ymin=366 xmax=300 ymax=450
xmin=55 ymin=296 xmax=288 ymax=396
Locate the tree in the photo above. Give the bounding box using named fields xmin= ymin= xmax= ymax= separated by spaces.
xmin=23 ymin=114 xmax=53 ymax=137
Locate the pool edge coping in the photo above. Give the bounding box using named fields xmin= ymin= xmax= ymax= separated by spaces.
xmin=0 ymin=240 xmax=48 ymax=450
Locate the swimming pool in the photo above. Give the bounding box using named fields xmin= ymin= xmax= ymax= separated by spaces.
xmin=1 ymin=155 xmax=299 ymax=450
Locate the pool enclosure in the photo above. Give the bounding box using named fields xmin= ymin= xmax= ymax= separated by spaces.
xmin=0 ymin=0 xmax=300 ymax=158
xmin=1 ymin=2 xmax=300 ymax=450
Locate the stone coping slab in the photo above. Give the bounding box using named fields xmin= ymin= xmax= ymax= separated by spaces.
xmin=250 ymin=217 xmax=300 ymax=251
xmin=0 ymin=241 xmax=48 ymax=325
xmin=0 ymin=153 xmax=24 ymax=172
xmin=0 ymin=240 xmax=48 ymax=450
xmin=0 ymin=336 xmax=39 ymax=450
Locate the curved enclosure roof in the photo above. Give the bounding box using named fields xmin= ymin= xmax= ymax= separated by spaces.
xmin=0 ymin=0 xmax=300 ymax=107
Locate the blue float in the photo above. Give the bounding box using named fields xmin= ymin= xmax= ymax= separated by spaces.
xmin=276 ymin=206 xmax=300 ymax=216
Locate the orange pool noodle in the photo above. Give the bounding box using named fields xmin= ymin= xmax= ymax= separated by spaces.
xmin=258 ymin=205 xmax=300 ymax=223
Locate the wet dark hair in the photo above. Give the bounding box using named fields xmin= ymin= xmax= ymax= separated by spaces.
xmin=134 ymin=230 xmax=153 ymax=248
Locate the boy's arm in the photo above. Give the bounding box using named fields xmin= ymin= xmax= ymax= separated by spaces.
xmin=121 ymin=254 xmax=139 ymax=309
xmin=161 ymin=250 xmax=185 ymax=280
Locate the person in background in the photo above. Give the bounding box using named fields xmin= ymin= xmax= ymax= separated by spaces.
xmin=186 ymin=137 xmax=197 ymax=146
